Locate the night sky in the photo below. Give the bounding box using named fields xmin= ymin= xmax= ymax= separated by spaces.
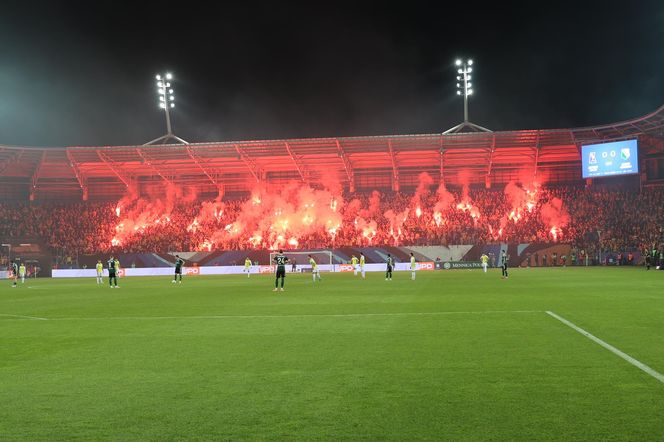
xmin=0 ymin=2 xmax=662 ymax=147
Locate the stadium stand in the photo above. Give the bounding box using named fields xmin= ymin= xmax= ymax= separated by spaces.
xmin=1 ymin=105 xmax=663 ymax=270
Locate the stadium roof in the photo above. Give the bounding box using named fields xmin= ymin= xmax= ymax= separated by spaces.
xmin=1 ymin=104 xmax=663 ymax=200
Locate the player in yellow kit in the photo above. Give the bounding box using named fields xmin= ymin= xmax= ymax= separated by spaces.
xmin=244 ymin=257 xmax=252 ymax=278
xmin=308 ymin=255 xmax=322 ymax=282
xmin=481 ymin=253 xmax=489 ymax=273
xmin=96 ymin=260 xmax=104 ymax=284
xmin=410 ymin=252 xmax=417 ymax=280
xmin=359 ymin=252 xmax=366 ymax=279
xmin=19 ymin=263 xmax=26 ymax=283
xmin=351 ymin=255 xmax=359 ymax=276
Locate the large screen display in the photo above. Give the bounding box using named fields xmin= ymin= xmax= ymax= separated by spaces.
xmin=581 ymin=139 xmax=638 ymax=178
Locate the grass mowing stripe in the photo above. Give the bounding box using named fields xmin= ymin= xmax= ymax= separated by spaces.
xmin=1 ymin=310 xmax=544 ymax=321
xmin=546 ymin=310 xmax=664 ymax=385
xmin=0 ymin=314 xmax=48 ymax=320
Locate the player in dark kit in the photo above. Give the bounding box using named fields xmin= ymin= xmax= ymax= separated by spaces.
xmin=273 ymin=250 xmax=289 ymax=292
xmin=107 ymin=256 xmax=118 ymax=288
xmin=501 ymin=250 xmax=509 ymax=279
xmin=173 ymin=255 xmax=185 ymax=283
xmin=385 ymin=254 xmax=394 ymax=281
xmin=11 ymin=260 xmax=19 ymax=287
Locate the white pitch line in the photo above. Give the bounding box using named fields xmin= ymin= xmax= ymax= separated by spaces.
xmin=0 ymin=314 xmax=48 ymax=321
xmin=4 ymin=310 xmax=542 ymax=321
xmin=546 ymin=311 xmax=664 ymax=385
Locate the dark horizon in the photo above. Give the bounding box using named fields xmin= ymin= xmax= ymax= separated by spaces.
xmin=0 ymin=2 xmax=662 ymax=147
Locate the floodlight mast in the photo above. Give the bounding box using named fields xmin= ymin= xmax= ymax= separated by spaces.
xmin=144 ymin=72 xmax=188 ymax=145
xmin=444 ymin=58 xmax=491 ymax=134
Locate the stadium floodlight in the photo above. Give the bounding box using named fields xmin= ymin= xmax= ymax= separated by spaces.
xmin=444 ymin=58 xmax=491 ymax=134
xmin=454 ymin=58 xmax=474 ymax=122
xmin=144 ymin=71 xmax=188 ymax=145
xmin=154 ymin=73 xmax=175 ymax=112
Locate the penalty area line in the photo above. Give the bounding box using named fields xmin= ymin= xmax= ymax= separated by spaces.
xmin=546 ymin=311 xmax=664 ymax=385
xmin=0 ymin=314 xmax=48 ymax=321
xmin=30 ymin=310 xmax=543 ymax=321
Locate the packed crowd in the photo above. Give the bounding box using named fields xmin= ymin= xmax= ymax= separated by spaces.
xmin=0 ymin=186 xmax=662 ymax=256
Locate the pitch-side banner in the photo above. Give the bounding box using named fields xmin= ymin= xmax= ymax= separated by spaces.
xmin=255 ymin=264 xmax=387 ymax=274
xmin=436 ymin=261 xmax=483 ymax=270
xmin=53 ymin=267 xmax=202 ymax=278
xmin=394 ymin=262 xmax=435 ymax=271
xmin=53 ymin=263 xmax=437 ymax=278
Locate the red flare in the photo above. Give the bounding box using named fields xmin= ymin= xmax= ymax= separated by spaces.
xmin=187 ymin=218 xmax=199 ymax=232
xmin=550 ymin=227 xmax=559 ymax=241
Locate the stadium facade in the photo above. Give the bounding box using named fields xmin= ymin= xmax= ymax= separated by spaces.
xmin=1 ymin=105 xmax=663 ymax=201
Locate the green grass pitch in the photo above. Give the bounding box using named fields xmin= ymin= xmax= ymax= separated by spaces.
xmin=2 ymin=267 xmax=664 ymax=440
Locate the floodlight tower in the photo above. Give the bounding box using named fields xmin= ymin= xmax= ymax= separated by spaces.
xmin=144 ymin=72 xmax=188 ymax=145
xmin=444 ymin=58 xmax=491 ymax=134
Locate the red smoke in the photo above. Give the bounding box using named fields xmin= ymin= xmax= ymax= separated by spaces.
xmin=432 ymin=182 xmax=455 ymax=226
xmin=202 ymin=181 xmax=344 ymax=250
xmin=454 ymin=170 xmax=480 ymax=220
xmin=384 ymin=208 xmax=409 ymax=245
xmin=540 ymin=197 xmax=570 ymax=241
xmin=411 ymin=172 xmax=434 ymax=217
xmin=112 ymin=183 xmax=191 ymax=246
xmin=107 ymin=171 xmax=570 ymax=250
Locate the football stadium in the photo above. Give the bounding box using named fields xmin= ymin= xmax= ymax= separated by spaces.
xmin=2 ymin=6 xmax=664 ymax=441
xmin=2 ymin=103 xmax=664 ymax=439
